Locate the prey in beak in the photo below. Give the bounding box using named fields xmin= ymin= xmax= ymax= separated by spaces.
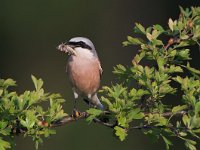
xmin=57 ymin=43 xmax=77 ymax=56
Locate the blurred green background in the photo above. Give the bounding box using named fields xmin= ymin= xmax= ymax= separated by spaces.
xmin=0 ymin=0 xmax=200 ymax=150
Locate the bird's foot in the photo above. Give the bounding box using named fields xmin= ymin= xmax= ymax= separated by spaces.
xmin=72 ymin=108 xmax=81 ymax=119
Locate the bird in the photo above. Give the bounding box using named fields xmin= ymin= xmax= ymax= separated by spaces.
xmin=57 ymin=37 xmax=104 ymax=110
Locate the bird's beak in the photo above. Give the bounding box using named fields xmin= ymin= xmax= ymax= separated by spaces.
xmin=57 ymin=43 xmax=77 ymax=56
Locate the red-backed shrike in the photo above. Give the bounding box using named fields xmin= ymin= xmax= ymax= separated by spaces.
xmin=58 ymin=37 xmax=104 ymax=109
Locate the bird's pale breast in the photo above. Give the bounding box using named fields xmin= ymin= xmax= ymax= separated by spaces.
xmin=67 ymin=56 xmax=101 ymax=96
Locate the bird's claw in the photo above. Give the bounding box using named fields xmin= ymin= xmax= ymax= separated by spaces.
xmin=72 ymin=108 xmax=81 ymax=119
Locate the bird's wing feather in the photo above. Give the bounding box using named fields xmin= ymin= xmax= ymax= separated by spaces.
xmin=96 ymin=58 xmax=103 ymax=78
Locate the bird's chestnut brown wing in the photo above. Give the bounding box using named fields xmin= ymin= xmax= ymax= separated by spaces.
xmin=96 ymin=58 xmax=103 ymax=78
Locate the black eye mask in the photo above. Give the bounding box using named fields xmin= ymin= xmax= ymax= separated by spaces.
xmin=68 ymin=41 xmax=92 ymax=50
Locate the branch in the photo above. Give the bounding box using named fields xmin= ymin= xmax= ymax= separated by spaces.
xmin=50 ymin=110 xmax=187 ymax=129
xmin=50 ymin=110 xmax=115 ymax=128
xmin=145 ymin=110 xmax=187 ymax=117
xmin=164 ymin=33 xmax=193 ymax=50
xmin=129 ymin=124 xmax=188 ymax=135
xmin=10 ymin=110 xmax=187 ymax=135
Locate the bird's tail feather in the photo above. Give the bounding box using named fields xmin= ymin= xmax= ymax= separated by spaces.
xmin=83 ymin=98 xmax=104 ymax=110
xmin=97 ymin=103 xmax=104 ymax=110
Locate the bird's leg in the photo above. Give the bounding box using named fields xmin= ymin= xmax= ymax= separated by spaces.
xmin=73 ymin=99 xmax=77 ymax=109
xmin=72 ymin=91 xmax=80 ymax=118
xmin=87 ymin=94 xmax=93 ymax=108
xmin=88 ymin=101 xmax=93 ymax=108
xmin=83 ymin=98 xmax=94 ymax=108
xmin=72 ymin=88 xmax=78 ymax=109
xmin=83 ymin=98 xmax=90 ymax=105
xmin=73 ymin=91 xmax=78 ymax=109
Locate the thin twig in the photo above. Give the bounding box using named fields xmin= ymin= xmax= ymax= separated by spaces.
xmin=145 ymin=110 xmax=187 ymax=117
xmin=92 ymin=118 xmax=115 ymax=128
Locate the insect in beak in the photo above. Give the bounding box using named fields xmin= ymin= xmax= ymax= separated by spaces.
xmin=57 ymin=43 xmax=77 ymax=56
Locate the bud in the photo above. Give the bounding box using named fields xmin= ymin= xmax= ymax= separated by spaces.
xmin=168 ymin=38 xmax=174 ymax=45
xmin=43 ymin=121 xmax=49 ymax=127
xmin=188 ymin=21 xmax=193 ymax=28
xmin=37 ymin=121 xmax=43 ymax=126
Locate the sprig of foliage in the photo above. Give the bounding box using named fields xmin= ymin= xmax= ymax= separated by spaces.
xmin=0 ymin=75 xmax=67 ymax=150
xmin=87 ymin=6 xmax=200 ymax=150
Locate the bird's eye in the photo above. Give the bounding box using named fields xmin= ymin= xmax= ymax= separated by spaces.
xmin=78 ymin=42 xmax=85 ymax=47
xmin=79 ymin=41 xmax=84 ymax=45
xmin=78 ymin=41 xmax=92 ymax=50
xmin=68 ymin=41 xmax=92 ymax=50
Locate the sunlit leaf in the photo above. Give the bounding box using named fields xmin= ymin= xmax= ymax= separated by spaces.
xmin=114 ymin=126 xmax=127 ymax=141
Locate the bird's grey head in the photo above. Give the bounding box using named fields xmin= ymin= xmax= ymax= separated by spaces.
xmin=68 ymin=37 xmax=96 ymax=51
xmin=58 ymin=37 xmax=98 ymax=57
xmin=68 ymin=37 xmax=98 ymax=57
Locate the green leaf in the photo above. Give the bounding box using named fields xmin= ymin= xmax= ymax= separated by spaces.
xmin=180 ymin=34 xmax=189 ymax=40
xmin=173 ymin=76 xmax=183 ymax=84
xmin=185 ymin=139 xmax=197 ymax=150
xmin=0 ymin=89 xmax=3 ymax=96
xmin=177 ymin=49 xmax=190 ymax=60
xmin=114 ymin=126 xmax=127 ymax=141
xmin=127 ymin=108 xmax=144 ymax=121
xmin=183 ymin=62 xmax=200 ymax=75
xmin=3 ymin=78 xmax=16 ymax=87
xmin=117 ymin=115 xmax=127 ymax=127
xmin=153 ymin=24 xmax=165 ymax=33
xmin=182 ymin=115 xmax=190 ymax=127
xmin=133 ymin=52 xmax=145 ymax=64
xmin=144 ymin=66 xmax=153 ymax=78
xmin=0 ymin=122 xmax=8 ymax=130
xmin=190 ymin=116 xmax=200 ymax=129
xmin=168 ymin=18 xmax=174 ymax=31
xmin=113 ymin=64 xmax=126 ymax=75
xmin=152 ymin=39 xmax=164 ymax=46
xmin=175 ymin=41 xmax=190 ymax=48
xmin=101 ymin=96 xmax=114 ymax=111
xmin=0 ymin=138 xmax=11 ymax=150
xmin=109 ymin=84 xmax=127 ymax=100
xmin=168 ymin=65 xmax=183 ymax=73
xmin=122 ymin=41 xmax=130 ymax=46
xmin=86 ymin=108 xmax=102 ymax=123
xmin=146 ymin=33 xmax=153 ymax=41
xmin=134 ymin=23 xmax=146 ymax=34
xmin=157 ymin=57 xmax=166 ymax=70
xmin=129 ymin=88 xmax=149 ymax=101
xmin=34 ymin=137 xmax=43 ymax=150
xmin=152 ymin=29 xmax=159 ymax=39
xmin=146 ymin=27 xmax=152 ymax=33
xmin=179 ymin=132 xmax=187 ymax=137
xmin=161 ymin=135 xmax=173 ymax=150
xmin=172 ymin=105 xmax=187 ymax=114
xmin=31 ymin=75 xmax=44 ymax=91
xmin=86 ymin=108 xmax=102 ymax=116
xmin=43 ymin=129 xmax=56 ymax=138
xmin=195 ymin=102 xmax=200 ymax=117
xmin=127 ymin=36 xmax=144 ymax=45
xmin=0 ymin=121 xmax=10 ymax=136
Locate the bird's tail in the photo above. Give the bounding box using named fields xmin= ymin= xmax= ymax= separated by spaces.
xmin=91 ymin=94 xmax=104 ymax=110
xmin=83 ymin=94 xmax=104 ymax=110
xmin=97 ymin=103 xmax=104 ymax=110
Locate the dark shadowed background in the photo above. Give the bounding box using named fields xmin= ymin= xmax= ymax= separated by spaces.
xmin=0 ymin=0 xmax=200 ymax=150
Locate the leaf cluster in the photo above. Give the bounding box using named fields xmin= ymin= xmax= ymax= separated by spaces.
xmin=87 ymin=7 xmax=200 ymax=150
xmin=0 ymin=75 xmax=67 ymax=150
